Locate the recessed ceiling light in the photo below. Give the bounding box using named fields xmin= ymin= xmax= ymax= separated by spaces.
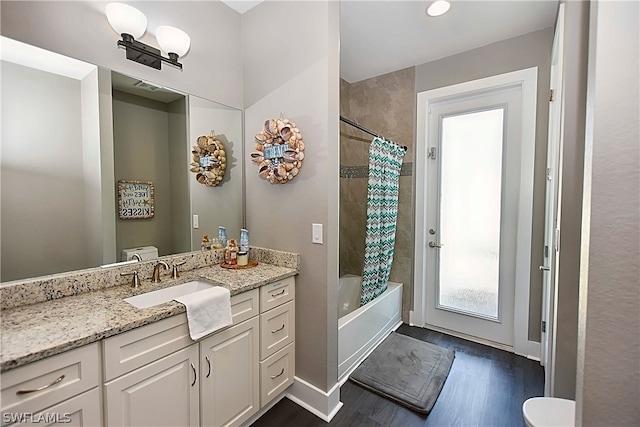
xmin=427 ymin=0 xmax=451 ymax=17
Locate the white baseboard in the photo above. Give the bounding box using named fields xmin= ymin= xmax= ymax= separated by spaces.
xmin=525 ymin=340 xmax=541 ymax=361
xmin=285 ymin=376 xmax=343 ymax=422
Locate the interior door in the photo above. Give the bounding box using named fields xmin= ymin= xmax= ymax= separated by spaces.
xmin=541 ymin=2 xmax=565 ymax=396
xmin=425 ymin=85 xmax=523 ymax=347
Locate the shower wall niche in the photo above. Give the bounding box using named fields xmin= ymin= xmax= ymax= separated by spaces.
xmin=339 ymin=67 xmax=416 ymax=320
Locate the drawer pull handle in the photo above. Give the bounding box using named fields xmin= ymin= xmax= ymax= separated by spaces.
xmin=271 ymin=289 xmax=286 ymax=297
xmin=271 ymin=324 xmax=285 ymax=333
xmin=205 ymin=356 xmax=211 ymax=378
xmin=270 ymin=368 xmax=285 ymax=379
xmin=16 ymin=374 xmax=65 ymax=395
xmin=191 ymin=363 xmax=197 ymax=386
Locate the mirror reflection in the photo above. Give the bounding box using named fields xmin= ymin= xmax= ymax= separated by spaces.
xmin=0 ymin=37 xmax=244 ymax=283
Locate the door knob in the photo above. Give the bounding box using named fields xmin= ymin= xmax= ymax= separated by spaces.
xmin=539 ymin=265 xmax=550 ymax=271
xmin=428 ymin=241 xmax=443 ymax=248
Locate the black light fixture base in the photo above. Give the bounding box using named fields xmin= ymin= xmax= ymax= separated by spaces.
xmin=125 ymin=39 xmax=161 ymax=69
xmin=117 ymin=34 xmax=183 ymax=70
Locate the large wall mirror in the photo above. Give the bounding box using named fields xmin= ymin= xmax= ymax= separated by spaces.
xmin=1 ymin=37 xmax=245 ymax=284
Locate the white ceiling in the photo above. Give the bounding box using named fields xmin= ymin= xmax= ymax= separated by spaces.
xmin=341 ymin=0 xmax=559 ymax=82
xmin=220 ymin=0 xmax=264 ymax=14
xmin=219 ymin=0 xmax=558 ymax=83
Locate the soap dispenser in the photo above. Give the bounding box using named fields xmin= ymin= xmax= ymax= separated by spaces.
xmin=240 ymin=228 xmax=249 ymax=252
xmin=218 ymin=226 xmax=227 ymax=247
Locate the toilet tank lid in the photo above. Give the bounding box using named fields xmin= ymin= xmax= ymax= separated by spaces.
xmin=523 ymin=397 xmax=575 ymax=427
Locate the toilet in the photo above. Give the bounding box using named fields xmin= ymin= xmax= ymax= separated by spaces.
xmin=522 ymin=397 xmax=575 ymax=427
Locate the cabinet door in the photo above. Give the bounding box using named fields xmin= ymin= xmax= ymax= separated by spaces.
xmin=104 ymin=345 xmax=199 ymax=427
xmin=200 ymin=317 xmax=259 ymax=427
xmin=9 ymin=387 xmax=101 ymax=427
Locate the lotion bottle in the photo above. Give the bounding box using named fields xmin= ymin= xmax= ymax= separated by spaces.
xmin=225 ymin=239 xmax=238 ymax=265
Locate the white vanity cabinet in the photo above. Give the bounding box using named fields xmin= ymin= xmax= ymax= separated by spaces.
xmin=2 ymin=276 xmax=296 ymax=427
xmin=103 ymin=287 xmax=263 ymax=427
xmin=258 ymin=278 xmax=295 ymax=407
xmin=1 ymin=343 xmax=101 ymax=427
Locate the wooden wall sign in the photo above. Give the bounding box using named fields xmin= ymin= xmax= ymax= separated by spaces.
xmin=118 ymin=180 xmax=155 ymax=219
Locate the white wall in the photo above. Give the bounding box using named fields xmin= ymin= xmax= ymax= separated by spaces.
xmin=112 ymin=90 xmax=174 ymax=257
xmin=242 ymin=1 xmax=340 ymax=394
xmin=576 ymin=1 xmax=640 ymax=425
xmin=0 ymin=1 xmax=243 ymax=109
xmin=1 ymin=62 xmax=93 ymax=281
xmin=188 ymin=97 xmax=244 ymax=248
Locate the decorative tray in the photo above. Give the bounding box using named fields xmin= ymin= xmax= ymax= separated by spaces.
xmin=220 ymin=259 xmax=259 ymax=269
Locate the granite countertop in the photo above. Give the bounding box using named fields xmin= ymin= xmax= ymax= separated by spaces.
xmin=1 ymin=262 xmax=297 ymax=372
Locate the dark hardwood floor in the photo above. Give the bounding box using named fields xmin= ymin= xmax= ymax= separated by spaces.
xmin=252 ymin=324 xmax=544 ymax=427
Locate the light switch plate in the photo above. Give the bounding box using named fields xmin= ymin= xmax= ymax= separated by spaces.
xmin=193 ymin=215 xmax=199 ymax=229
xmin=312 ymin=223 xmax=323 ymax=244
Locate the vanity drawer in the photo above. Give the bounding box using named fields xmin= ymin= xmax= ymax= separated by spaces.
xmin=230 ymin=288 xmax=259 ymax=325
xmin=259 ymin=277 xmax=295 ymax=313
xmin=103 ymin=315 xmax=191 ymax=382
xmin=260 ymin=343 xmax=295 ymax=408
xmin=104 ymin=289 xmax=260 ymax=381
xmin=260 ymin=300 xmax=295 ymax=359
xmin=1 ymin=343 xmax=100 ymax=425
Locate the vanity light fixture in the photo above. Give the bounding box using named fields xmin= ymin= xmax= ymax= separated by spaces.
xmin=106 ymin=2 xmax=190 ymax=70
xmin=426 ymin=0 xmax=451 ymax=17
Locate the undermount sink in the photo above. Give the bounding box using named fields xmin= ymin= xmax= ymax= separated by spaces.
xmin=124 ymin=280 xmax=215 ymax=309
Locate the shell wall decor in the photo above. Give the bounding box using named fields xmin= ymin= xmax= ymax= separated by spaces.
xmin=190 ymin=133 xmax=226 ymax=187
xmin=252 ymin=113 xmax=305 ymax=184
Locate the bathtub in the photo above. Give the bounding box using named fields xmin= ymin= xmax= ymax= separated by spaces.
xmin=338 ymin=274 xmax=403 ymax=382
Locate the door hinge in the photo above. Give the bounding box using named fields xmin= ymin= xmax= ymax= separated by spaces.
xmin=550 ymin=89 xmax=555 ymax=102
xmin=542 ymin=320 xmax=547 ymax=333
xmin=546 ymin=167 xmax=552 ymax=181
xmin=427 ymin=147 xmax=437 ymax=160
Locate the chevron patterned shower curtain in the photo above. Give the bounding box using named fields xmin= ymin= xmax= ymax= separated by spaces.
xmin=360 ymin=137 xmax=406 ymax=306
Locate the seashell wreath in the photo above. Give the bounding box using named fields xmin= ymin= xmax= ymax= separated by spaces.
xmin=251 ymin=114 xmax=305 ymax=184
xmin=190 ymin=134 xmax=226 ymax=187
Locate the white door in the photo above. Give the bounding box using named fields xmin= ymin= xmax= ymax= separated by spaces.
xmin=541 ymin=2 xmax=565 ymax=396
xmin=413 ymin=68 xmax=538 ymax=355
xmin=424 ymin=86 xmax=522 ymax=347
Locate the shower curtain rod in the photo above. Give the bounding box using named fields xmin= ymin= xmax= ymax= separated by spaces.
xmin=340 ymin=115 xmax=407 ymax=151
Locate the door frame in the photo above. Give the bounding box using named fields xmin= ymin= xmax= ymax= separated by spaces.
xmin=541 ymin=1 xmax=565 ymax=396
xmin=411 ymin=67 xmax=539 ymax=358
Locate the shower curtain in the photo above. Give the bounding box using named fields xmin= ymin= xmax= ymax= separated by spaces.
xmin=360 ymin=137 xmax=406 ymax=306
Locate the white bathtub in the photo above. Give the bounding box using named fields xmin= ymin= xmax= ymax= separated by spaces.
xmin=338 ymin=275 xmax=403 ymax=382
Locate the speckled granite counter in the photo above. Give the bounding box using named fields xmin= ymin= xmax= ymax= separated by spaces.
xmin=1 ymin=260 xmax=297 ymax=372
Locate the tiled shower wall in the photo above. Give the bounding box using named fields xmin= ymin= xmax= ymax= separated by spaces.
xmin=339 ymin=67 xmax=416 ymax=321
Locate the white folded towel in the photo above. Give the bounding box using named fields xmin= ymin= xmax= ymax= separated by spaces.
xmin=175 ymin=287 xmax=233 ymax=340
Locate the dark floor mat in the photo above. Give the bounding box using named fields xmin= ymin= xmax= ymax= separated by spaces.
xmin=349 ymin=331 xmax=455 ymax=414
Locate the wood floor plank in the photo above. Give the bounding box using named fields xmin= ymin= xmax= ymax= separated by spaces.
xmin=252 ymin=325 xmax=544 ymax=427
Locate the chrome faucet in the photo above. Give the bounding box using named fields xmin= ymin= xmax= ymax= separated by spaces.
xmin=151 ymin=261 xmax=169 ymax=283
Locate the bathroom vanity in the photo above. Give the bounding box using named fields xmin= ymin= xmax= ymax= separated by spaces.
xmin=0 ymin=248 xmax=298 ymax=427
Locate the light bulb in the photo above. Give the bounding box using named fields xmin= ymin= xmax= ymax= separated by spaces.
xmin=156 ymin=26 xmax=191 ymax=58
xmin=106 ymin=3 xmax=147 ymax=39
